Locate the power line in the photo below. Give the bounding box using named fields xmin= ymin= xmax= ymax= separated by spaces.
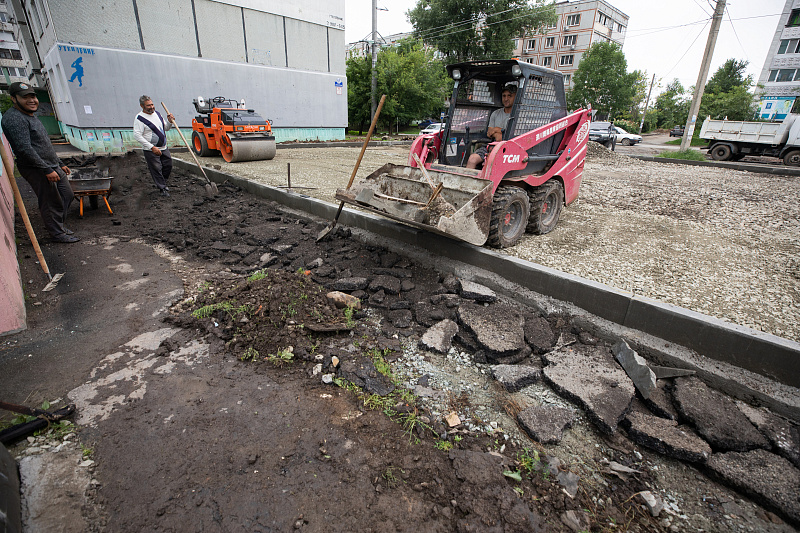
xmin=724 ymin=6 xmax=748 ymax=61
xmin=662 ymin=19 xmax=711 ymax=80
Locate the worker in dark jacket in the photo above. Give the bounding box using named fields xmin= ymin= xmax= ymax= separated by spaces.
xmin=1 ymin=82 xmax=77 ymax=243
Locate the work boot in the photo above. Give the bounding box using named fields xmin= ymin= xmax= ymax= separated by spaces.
xmin=64 ymin=228 xmax=74 ymax=235
xmin=52 ymin=234 xmax=80 ymax=243
xmin=160 ymin=189 xmax=170 ymax=198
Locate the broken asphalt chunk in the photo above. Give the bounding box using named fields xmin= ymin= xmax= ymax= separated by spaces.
xmin=612 ymin=340 xmax=656 ymax=399
xmin=491 ymin=365 xmax=541 ymax=392
xmin=736 ymin=402 xmax=800 ymax=468
xmin=523 ymin=314 xmax=556 ymax=354
xmin=517 ymin=405 xmax=574 ymax=444
xmin=707 ymin=449 xmax=800 ymax=525
xmin=543 ymin=345 xmax=635 ymax=434
xmin=458 ymin=280 xmax=497 ymax=302
xmin=420 ymin=319 xmax=458 ymax=354
xmin=457 ymin=301 xmax=526 ymax=358
xmin=673 ymin=377 xmax=769 ymax=452
xmin=623 ymin=411 xmax=711 ymax=463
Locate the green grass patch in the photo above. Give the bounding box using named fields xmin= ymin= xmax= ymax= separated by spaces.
xmin=665 ymin=137 xmax=706 ymax=147
xmin=655 ymin=149 xmax=706 ymax=161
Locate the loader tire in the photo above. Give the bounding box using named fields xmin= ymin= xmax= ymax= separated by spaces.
xmin=527 ymin=180 xmax=564 ymax=235
xmin=711 ymin=144 xmax=732 ymax=161
xmin=192 ymin=131 xmax=216 ymax=157
xmin=783 ymin=150 xmax=800 ymax=166
xmin=487 ymin=186 xmax=529 ymax=248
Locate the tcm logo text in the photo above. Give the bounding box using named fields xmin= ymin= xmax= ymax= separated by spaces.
xmin=502 ymin=154 xmax=521 ymax=164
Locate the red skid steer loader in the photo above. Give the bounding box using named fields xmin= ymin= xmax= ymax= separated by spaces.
xmin=335 ymin=60 xmax=591 ymax=248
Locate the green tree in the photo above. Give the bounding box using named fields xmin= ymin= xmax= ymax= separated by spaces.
xmin=346 ymin=55 xmax=373 ymax=134
xmin=376 ymin=39 xmax=450 ymax=132
xmin=625 ymin=70 xmax=649 ymax=123
xmin=698 ymin=59 xmax=756 ymax=121
xmin=346 ymin=39 xmax=450 ymax=133
xmin=567 ymin=42 xmax=637 ymax=119
xmin=408 ymin=0 xmax=555 ymax=62
xmin=653 ymin=79 xmax=689 ymax=129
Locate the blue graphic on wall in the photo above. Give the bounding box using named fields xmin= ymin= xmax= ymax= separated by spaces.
xmin=69 ymin=57 xmax=84 ymax=87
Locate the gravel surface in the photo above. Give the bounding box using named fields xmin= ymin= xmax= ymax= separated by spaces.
xmin=176 ymin=142 xmax=800 ymax=342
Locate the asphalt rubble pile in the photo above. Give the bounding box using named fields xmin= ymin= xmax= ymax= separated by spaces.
xmin=174 ymin=217 xmax=800 ymax=530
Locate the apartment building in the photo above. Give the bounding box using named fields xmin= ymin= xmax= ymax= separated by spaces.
xmin=6 ymin=0 xmax=347 ymax=151
xmin=512 ymin=0 xmax=628 ymax=89
xmin=0 ymin=0 xmax=26 ymax=86
xmin=757 ymin=0 xmax=800 ymax=119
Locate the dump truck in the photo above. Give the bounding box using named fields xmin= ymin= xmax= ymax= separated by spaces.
xmin=335 ymin=60 xmax=591 ymax=248
xmin=699 ymin=114 xmax=800 ymax=165
xmin=191 ymin=96 xmax=276 ymax=163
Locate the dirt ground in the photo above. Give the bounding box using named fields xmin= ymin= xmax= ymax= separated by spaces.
xmin=1 ymin=151 xmax=798 ymax=533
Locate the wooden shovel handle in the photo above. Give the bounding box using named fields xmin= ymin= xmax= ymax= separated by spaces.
xmin=0 ymin=138 xmax=51 ymax=278
xmin=161 ymin=102 xmax=210 ymax=183
xmin=345 ymin=94 xmax=387 ymax=191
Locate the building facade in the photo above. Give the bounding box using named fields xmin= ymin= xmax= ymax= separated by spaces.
xmin=7 ymin=0 xmax=347 ymax=151
xmin=511 ymin=0 xmax=628 ymax=89
xmin=0 ymin=0 xmax=27 ymax=86
xmin=757 ymin=0 xmax=800 ymax=120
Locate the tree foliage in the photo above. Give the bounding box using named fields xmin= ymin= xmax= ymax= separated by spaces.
xmin=653 ymin=79 xmax=689 ymax=129
xmin=567 ymin=42 xmax=637 ymax=119
xmin=347 ymin=39 xmax=450 ymax=132
xmin=699 ymin=58 xmax=756 ymax=121
xmin=408 ymin=0 xmax=555 ymax=62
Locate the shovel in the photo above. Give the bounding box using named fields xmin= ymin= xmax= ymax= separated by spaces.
xmin=316 ymin=94 xmax=386 ymax=242
xmin=0 ymin=138 xmax=64 ymax=291
xmin=161 ymin=102 xmax=219 ymax=197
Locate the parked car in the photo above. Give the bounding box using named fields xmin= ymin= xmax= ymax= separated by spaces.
xmin=614 ymin=126 xmax=642 ymax=146
xmin=588 ymin=121 xmax=616 ymax=150
xmin=669 ymin=125 xmax=685 ymax=137
xmin=417 ymin=118 xmax=436 ymax=130
xmin=421 ymin=123 xmax=444 ymax=135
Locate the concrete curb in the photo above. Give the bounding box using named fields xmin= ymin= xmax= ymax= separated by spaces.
xmin=174 ymin=158 xmax=800 ymax=392
xmin=632 ymin=155 xmax=800 ymax=177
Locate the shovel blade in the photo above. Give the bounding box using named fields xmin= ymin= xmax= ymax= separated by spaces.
xmin=42 ymin=272 xmax=64 ymax=292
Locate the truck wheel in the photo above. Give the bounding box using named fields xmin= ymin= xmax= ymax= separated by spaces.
xmin=487 ymin=186 xmax=529 ymax=248
xmin=711 ymin=144 xmax=732 ymax=161
xmin=192 ymin=131 xmax=215 ymax=157
xmin=527 ymin=180 xmax=564 ymax=235
xmin=783 ymin=150 xmax=800 ymax=166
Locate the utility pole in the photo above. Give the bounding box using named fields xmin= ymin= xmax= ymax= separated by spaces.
xmin=370 ymin=0 xmax=378 ymax=122
xmin=639 ymin=73 xmax=656 ymax=134
xmin=681 ymin=0 xmax=726 ymax=151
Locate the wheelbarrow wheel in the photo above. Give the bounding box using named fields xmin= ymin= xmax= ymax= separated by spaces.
xmin=487 ymin=186 xmax=529 ymax=248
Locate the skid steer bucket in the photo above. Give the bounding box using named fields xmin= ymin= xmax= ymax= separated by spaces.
xmin=334 ymin=163 xmax=494 ymax=246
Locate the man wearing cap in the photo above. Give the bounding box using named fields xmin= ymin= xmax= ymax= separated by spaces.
xmin=1 ymin=81 xmax=77 ymax=243
xmin=133 ymin=95 xmax=174 ymax=197
xmin=466 ymin=84 xmax=518 ymax=169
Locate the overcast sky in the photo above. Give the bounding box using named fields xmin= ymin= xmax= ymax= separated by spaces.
xmin=344 ymin=0 xmax=786 ymax=96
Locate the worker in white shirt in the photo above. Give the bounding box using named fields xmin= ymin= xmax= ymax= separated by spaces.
xmin=133 ymin=95 xmax=174 ymax=197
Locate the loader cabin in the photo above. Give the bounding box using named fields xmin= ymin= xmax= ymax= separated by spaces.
xmin=438 ymin=60 xmax=567 ymax=175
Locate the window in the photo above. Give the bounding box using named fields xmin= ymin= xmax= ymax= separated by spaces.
xmin=598 ymin=12 xmax=613 ymax=28
xmin=617 ymin=23 xmax=625 ymax=33
xmin=563 ymin=74 xmax=571 ymax=85
xmin=545 ymin=36 xmax=554 ymax=48
xmin=788 ymin=9 xmax=800 ymax=27
xmin=560 ymin=54 xmax=574 ymax=66
xmin=28 ymin=0 xmax=44 ymax=37
xmin=0 ymin=13 xmax=7 ymax=22
xmin=777 ymin=69 xmax=797 ymax=82
xmin=563 ymin=35 xmax=576 ymax=47
xmin=546 ymin=19 xmax=557 ymax=29
xmin=566 ymin=14 xmax=580 ymax=26
xmin=512 ymin=39 xmax=519 ymax=49
xmin=541 ymin=56 xmax=552 ymax=67
xmin=778 ymin=39 xmax=800 ymax=54
xmin=526 ymin=39 xmax=536 ymax=50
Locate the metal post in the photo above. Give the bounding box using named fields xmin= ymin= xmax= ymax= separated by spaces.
xmin=639 ymin=73 xmax=656 ymax=134
xmin=370 ymin=0 xmax=378 ymax=122
xmin=680 ymin=0 xmax=726 ymax=151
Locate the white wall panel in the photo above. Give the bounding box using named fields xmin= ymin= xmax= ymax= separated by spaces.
xmin=243 ymin=8 xmax=285 ymax=67
xmin=45 ymin=0 xmax=141 ymax=51
xmin=136 ymin=0 xmax=197 ymax=57
xmin=195 ymin=0 xmax=246 ymax=62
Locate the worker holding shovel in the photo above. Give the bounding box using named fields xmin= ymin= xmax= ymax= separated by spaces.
xmin=134 ymin=95 xmax=175 ymax=197
xmin=1 ymin=82 xmax=77 ymax=243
